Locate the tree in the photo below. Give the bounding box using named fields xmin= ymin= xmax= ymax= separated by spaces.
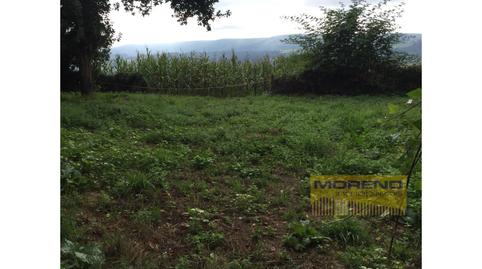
xmin=284 ymin=0 xmax=407 ymax=94
xmin=61 ymin=0 xmax=230 ymax=95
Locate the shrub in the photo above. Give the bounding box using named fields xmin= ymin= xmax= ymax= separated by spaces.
xmin=61 ymin=70 xmax=80 ymax=91
xmin=272 ymin=64 xmax=421 ymax=95
xmin=97 ymin=72 xmax=147 ymax=93
xmin=274 ymin=0 xmax=421 ymax=95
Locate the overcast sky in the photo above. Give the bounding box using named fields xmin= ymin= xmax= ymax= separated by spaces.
xmin=110 ymin=0 xmax=422 ymax=46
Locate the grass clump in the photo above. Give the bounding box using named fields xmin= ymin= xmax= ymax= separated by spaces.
xmin=341 ymin=246 xmax=404 ymax=269
xmin=319 ymin=218 xmax=371 ymax=247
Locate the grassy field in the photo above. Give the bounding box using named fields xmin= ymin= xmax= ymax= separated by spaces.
xmin=61 ymin=93 xmax=421 ymax=268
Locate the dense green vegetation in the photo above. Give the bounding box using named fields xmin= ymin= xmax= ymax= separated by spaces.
xmin=93 ymin=47 xmax=419 ymax=97
xmin=61 ymin=0 xmax=230 ymax=95
xmin=61 ymin=93 xmax=421 ymax=268
xmin=96 ymin=51 xmax=274 ymax=96
xmin=61 ymin=1 xmax=422 ymax=268
xmin=86 ymin=0 xmax=421 ymax=97
xmin=277 ymin=0 xmax=421 ymax=95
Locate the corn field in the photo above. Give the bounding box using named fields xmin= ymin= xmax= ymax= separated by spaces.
xmin=98 ymin=50 xmax=279 ymax=96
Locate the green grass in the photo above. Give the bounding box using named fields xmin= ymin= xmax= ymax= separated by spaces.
xmin=61 ymin=92 xmax=421 ymax=268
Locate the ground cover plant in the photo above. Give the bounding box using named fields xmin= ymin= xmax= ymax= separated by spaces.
xmin=61 ymin=92 xmax=421 ymax=268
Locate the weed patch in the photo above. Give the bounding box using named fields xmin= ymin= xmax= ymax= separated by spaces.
xmin=61 ymin=93 xmax=421 ymax=267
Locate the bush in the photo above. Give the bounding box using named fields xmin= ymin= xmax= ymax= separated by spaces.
xmin=96 ymin=72 xmax=148 ymax=93
xmin=61 ymin=70 xmax=80 ymax=92
xmin=275 ymin=0 xmax=421 ymax=95
xmin=272 ymin=64 xmax=421 ymax=95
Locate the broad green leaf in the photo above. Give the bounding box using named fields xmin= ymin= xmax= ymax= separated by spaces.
xmin=407 ymin=88 xmax=422 ymax=101
xmin=388 ymin=103 xmax=400 ymax=114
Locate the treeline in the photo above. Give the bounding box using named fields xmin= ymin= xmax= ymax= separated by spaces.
xmin=80 ymin=49 xmax=420 ymax=97
xmin=272 ymin=55 xmax=421 ymax=95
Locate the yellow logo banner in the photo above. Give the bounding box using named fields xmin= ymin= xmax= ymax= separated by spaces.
xmin=310 ymin=175 xmax=407 ymax=216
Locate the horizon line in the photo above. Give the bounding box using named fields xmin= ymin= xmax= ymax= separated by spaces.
xmin=112 ymin=32 xmax=421 ymax=48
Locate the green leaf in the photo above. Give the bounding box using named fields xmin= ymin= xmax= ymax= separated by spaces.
xmin=74 ymin=252 xmax=89 ymax=263
xmin=388 ymin=103 xmax=400 ymax=114
xmin=407 ymin=88 xmax=421 ymax=101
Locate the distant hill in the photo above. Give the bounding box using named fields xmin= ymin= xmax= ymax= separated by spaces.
xmin=111 ymin=33 xmax=421 ymax=61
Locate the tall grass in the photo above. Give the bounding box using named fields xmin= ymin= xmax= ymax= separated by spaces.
xmin=99 ymin=50 xmax=276 ymax=96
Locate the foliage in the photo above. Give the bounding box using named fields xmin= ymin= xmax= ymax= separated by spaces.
xmin=386 ymin=88 xmax=422 ymax=266
xmin=61 ymin=0 xmax=230 ymax=93
xmin=341 ymin=246 xmax=404 ymax=269
xmin=61 ymin=239 xmax=105 ymax=269
xmin=185 ymin=208 xmax=225 ymax=251
xmin=192 ymin=154 xmax=215 ymax=169
xmin=318 ymin=218 xmax=371 ymax=247
xmin=61 ymin=93 xmax=421 ymax=267
xmin=272 ymin=52 xmax=311 ymax=77
xmin=387 ymin=88 xmax=421 ymax=176
xmin=283 ymin=218 xmax=370 ymax=252
xmin=61 ymin=0 xmax=118 ymax=92
xmin=96 ymin=49 xmax=420 ymax=96
xmin=280 ymin=0 xmax=420 ymax=94
xmin=283 ymin=220 xmax=330 ymax=251
xmin=97 ymin=51 xmax=273 ymax=96
xmin=285 ymin=0 xmax=404 ymax=69
xmin=96 ymin=72 xmax=147 ymax=93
